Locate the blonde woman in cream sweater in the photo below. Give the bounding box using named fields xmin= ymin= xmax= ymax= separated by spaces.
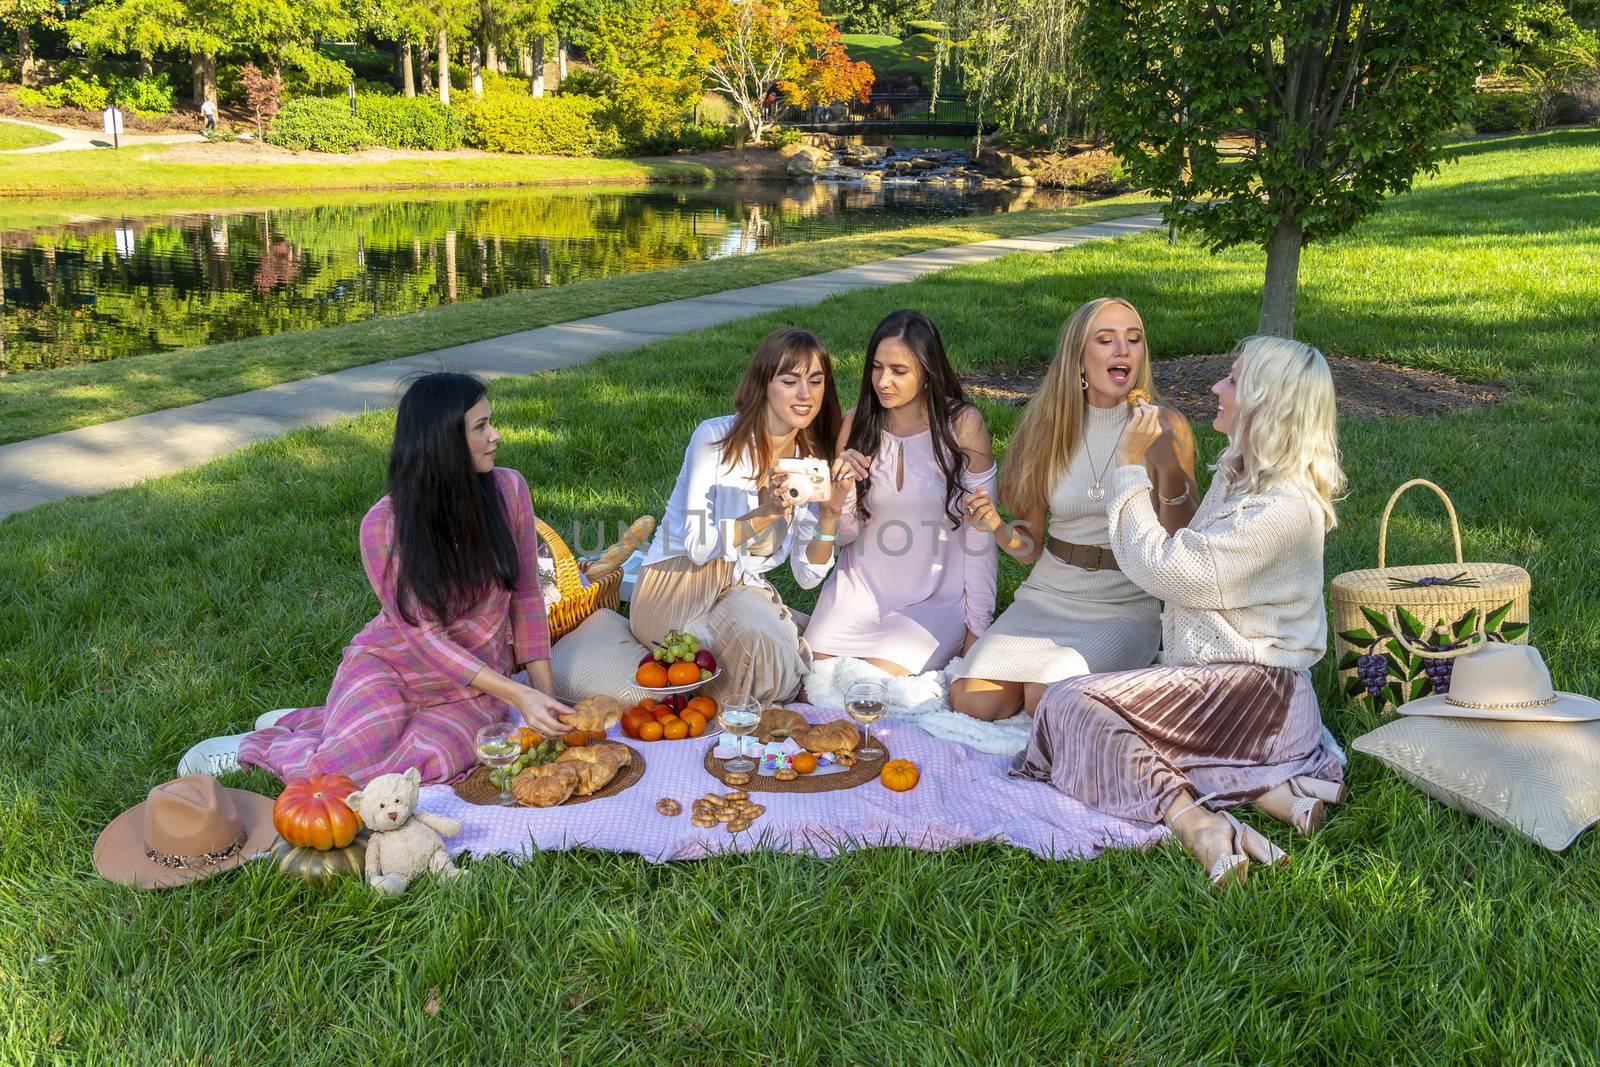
xmin=1010 ymin=335 xmax=1347 ymax=888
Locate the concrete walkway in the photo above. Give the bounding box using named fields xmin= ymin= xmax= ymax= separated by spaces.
xmin=1 ymin=117 xmax=206 ymax=154
xmin=0 ymin=213 xmax=1164 ymax=519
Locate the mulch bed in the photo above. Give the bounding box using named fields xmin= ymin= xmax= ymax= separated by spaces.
xmin=964 ymin=353 xmax=1506 ymax=421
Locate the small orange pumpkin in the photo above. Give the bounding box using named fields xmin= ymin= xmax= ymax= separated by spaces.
xmin=273 ymin=773 xmax=363 ymax=850
xmin=879 ymin=759 xmax=920 ymax=792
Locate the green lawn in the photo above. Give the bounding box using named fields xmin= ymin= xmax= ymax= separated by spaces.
xmin=0 ymin=194 xmax=1154 ymax=445
xmin=0 ymin=141 xmax=719 ymax=198
xmin=2 ymin=129 xmax=1597 ymax=1061
xmin=0 ymin=120 xmax=60 ymax=151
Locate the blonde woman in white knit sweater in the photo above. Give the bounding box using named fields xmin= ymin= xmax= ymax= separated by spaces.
xmin=1010 ymin=335 xmax=1347 ymax=888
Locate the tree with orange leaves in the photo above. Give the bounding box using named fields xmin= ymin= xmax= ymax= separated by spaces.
xmin=684 ymin=0 xmax=873 ymax=142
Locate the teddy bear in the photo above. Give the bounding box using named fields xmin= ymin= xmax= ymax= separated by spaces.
xmin=344 ymin=767 xmax=464 ymax=895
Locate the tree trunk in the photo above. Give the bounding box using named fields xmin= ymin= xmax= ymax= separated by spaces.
xmin=437 ymin=30 xmax=450 ymax=106
xmin=202 ymin=53 xmax=218 ymax=111
xmin=485 ymin=39 xmax=497 ymax=75
xmin=17 ymin=26 xmax=36 ymax=89
xmin=401 ymin=42 xmax=416 ymax=97
xmin=470 ymin=43 xmax=483 ymax=99
xmin=139 ymin=53 xmax=153 ymax=78
xmin=530 ymin=38 xmax=544 ymax=97
xmin=420 ymin=50 xmax=433 ymax=96
xmin=193 ymin=53 xmax=206 ymax=104
xmin=1258 ymin=214 xmax=1303 ymax=339
xmin=557 ymin=38 xmax=567 ymax=81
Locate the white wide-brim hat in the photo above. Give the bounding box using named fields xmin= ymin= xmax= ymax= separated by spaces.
xmin=1399 ymin=641 xmax=1600 ymax=723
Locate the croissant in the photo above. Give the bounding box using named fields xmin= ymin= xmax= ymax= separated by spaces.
xmin=555 ymin=744 xmax=625 ymax=794
xmin=757 ymin=707 xmax=809 ymax=743
xmin=560 ymin=695 xmax=624 ymax=733
xmin=512 ymin=763 xmax=579 ymax=807
xmin=793 ymin=719 xmax=860 ymax=754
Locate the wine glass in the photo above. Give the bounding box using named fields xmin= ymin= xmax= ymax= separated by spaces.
xmin=475 ymin=722 xmax=521 ymax=806
xmin=845 ymin=681 xmax=887 ymax=761
xmin=718 ymin=697 xmax=761 ymax=775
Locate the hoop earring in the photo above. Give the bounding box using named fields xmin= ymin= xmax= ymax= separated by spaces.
xmin=1080 ymin=373 xmax=1088 ymax=391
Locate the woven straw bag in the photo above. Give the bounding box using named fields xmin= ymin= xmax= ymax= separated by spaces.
xmin=536 ymin=518 xmax=622 ymax=643
xmin=1330 ymin=479 xmax=1530 ymax=713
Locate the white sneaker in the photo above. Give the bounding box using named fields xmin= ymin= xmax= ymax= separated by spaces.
xmin=254 ymin=708 xmax=297 ymax=730
xmin=177 ymin=733 xmax=249 ymax=777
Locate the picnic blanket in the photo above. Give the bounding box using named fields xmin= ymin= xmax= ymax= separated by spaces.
xmin=416 ymin=706 xmax=1167 ymax=864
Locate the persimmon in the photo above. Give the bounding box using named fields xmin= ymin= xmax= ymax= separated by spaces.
xmin=663 ymin=719 xmax=689 ymax=741
xmin=638 ymin=720 xmax=664 ymax=742
xmin=792 ymin=752 xmax=818 ymax=774
xmin=686 ymin=696 xmax=717 ymax=718
xmin=636 ymin=662 xmax=669 ymax=688
xmin=666 ymin=662 xmax=701 ymax=687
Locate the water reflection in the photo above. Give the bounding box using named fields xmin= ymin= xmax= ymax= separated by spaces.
xmin=0 ymin=182 xmax=1082 ymax=374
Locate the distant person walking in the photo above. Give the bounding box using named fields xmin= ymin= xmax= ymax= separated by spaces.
xmin=200 ymin=98 xmax=216 ymax=131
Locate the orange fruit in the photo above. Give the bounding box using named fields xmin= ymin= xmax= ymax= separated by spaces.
xmin=621 ymin=708 xmax=652 ymax=739
xmin=640 ymin=697 xmax=659 ymax=708
xmin=666 ymin=662 xmax=700 ymax=687
xmin=681 ymin=709 xmax=707 ymax=730
xmin=686 ymin=696 xmax=717 ymax=718
xmin=638 ymin=720 xmax=664 ymax=742
xmin=792 ymin=752 xmax=818 ymax=774
xmin=663 ymin=719 xmax=689 ymax=741
xmin=685 ymin=717 xmax=707 ymax=738
xmin=636 ymin=662 xmax=669 ymax=688
xmin=513 ymin=727 xmax=542 ymax=753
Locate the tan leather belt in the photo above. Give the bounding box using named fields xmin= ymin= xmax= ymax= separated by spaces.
xmin=1047 ymin=537 xmax=1120 ymax=572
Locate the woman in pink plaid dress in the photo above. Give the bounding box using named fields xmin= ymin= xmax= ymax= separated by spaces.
xmin=221 ymin=373 xmax=573 ymax=786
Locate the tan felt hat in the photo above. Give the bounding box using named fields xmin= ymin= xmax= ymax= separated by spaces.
xmin=93 ymin=774 xmax=277 ymax=891
xmin=1399 ymin=642 xmax=1600 ymax=723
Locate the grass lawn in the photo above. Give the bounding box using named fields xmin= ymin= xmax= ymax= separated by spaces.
xmin=0 ymin=141 xmax=719 ymax=198
xmin=0 ymin=194 xmax=1154 ymax=445
xmin=0 ymin=120 xmax=60 ymax=151
xmin=2 ymin=129 xmax=1597 ymax=1061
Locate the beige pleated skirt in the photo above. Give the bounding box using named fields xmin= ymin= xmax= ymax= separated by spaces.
xmin=628 ymin=556 xmax=810 ymax=706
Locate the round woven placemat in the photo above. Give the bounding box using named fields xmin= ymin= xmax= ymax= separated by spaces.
xmin=453 ymin=744 xmax=645 ymax=807
xmin=701 ymin=727 xmax=889 ymax=794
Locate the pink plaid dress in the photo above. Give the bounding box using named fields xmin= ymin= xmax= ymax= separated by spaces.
xmin=239 ymin=467 xmax=551 ymax=786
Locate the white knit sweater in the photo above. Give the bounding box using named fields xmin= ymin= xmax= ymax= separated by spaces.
xmin=1104 ymin=464 xmax=1328 ymax=670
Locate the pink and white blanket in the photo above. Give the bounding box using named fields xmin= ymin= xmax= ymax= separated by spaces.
xmin=416 ymin=706 xmax=1166 ymax=864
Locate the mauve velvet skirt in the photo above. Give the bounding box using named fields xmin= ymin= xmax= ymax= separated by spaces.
xmin=1010 ymin=663 xmax=1344 ymax=824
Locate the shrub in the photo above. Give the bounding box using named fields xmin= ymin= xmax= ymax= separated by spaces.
xmin=459 ymin=93 xmax=616 ymax=155
xmin=1468 ymin=89 xmax=1538 ymax=133
xmin=764 ymin=126 xmax=805 ymax=149
xmin=904 ymin=20 xmax=947 ymax=34
xmin=624 ymin=121 xmax=739 ymax=155
xmin=266 ymin=96 xmax=371 ymax=152
xmin=18 ymin=75 xmax=110 ymax=110
xmin=111 ymin=73 xmax=176 ymax=116
xmin=354 ymin=93 xmax=464 ymax=150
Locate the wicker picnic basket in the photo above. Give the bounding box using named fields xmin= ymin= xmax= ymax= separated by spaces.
xmin=536 ymin=517 xmax=623 ymax=642
xmin=1330 ymin=479 xmax=1530 ymax=713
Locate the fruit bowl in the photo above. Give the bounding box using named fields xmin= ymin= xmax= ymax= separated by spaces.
xmin=633 ymin=669 xmax=723 ymax=697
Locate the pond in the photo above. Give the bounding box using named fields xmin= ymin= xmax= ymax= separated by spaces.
xmin=0 ymin=181 xmax=1089 ymax=374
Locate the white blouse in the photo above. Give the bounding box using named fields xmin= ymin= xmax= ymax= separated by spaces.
xmin=640 ymin=415 xmax=835 ymax=590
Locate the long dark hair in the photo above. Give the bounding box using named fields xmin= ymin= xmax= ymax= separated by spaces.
xmin=387 ymin=372 xmax=518 ymax=626
xmin=846 ymin=310 xmax=972 ymax=528
xmin=717 ymin=326 xmax=842 ymax=473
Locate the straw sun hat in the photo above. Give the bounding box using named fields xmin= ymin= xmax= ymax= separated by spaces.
xmin=1398 ymin=641 xmax=1600 ymax=723
xmin=93 ymin=774 xmax=276 ymax=891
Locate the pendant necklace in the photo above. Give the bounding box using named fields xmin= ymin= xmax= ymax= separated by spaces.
xmin=1081 ymin=412 xmax=1130 ymax=502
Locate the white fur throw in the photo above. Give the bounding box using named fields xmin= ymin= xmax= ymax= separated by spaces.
xmin=803 ymin=655 xmax=1034 ymax=756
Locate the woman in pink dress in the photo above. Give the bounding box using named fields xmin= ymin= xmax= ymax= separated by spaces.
xmin=804 ymin=310 xmax=997 ymax=676
xmin=184 ymin=373 xmax=574 ymax=786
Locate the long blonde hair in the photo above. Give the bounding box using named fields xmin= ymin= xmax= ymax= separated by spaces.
xmin=999 ymin=297 xmax=1157 ymax=517
xmin=1215 ymin=335 xmax=1346 ymax=531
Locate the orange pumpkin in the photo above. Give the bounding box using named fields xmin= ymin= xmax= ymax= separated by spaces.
xmin=879 ymin=759 xmax=920 ymax=792
xmin=273 ymin=773 xmax=363 ymax=850
xmin=791 ymin=752 xmax=818 ymax=775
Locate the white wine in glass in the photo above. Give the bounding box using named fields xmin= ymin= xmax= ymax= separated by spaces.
xmin=476 ymin=722 xmax=521 ymax=806
xmin=718 ymin=699 xmax=761 ymax=775
xmin=845 ymin=682 xmax=886 ymax=761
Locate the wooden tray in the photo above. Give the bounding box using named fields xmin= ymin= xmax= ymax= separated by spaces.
xmin=453 ymin=744 xmax=645 ymax=807
xmin=701 ymin=725 xmax=889 ymax=794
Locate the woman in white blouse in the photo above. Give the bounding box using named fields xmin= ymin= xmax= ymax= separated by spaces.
xmin=630 ymin=327 xmax=852 ymax=704
xmin=1011 ymin=335 xmax=1348 ymax=888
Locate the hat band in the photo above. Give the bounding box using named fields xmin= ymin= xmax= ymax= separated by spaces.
xmin=1443 ymin=694 xmax=1557 ymax=712
xmin=143 ymin=830 xmax=247 ymax=871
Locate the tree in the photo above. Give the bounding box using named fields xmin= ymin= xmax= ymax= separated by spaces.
xmin=685 ymin=0 xmax=874 ymax=142
xmin=820 ymin=0 xmax=935 ymax=36
xmin=1082 ymin=0 xmax=1506 ymax=338
xmin=241 ymin=62 xmax=283 ymax=138
xmin=1 ymin=0 xmax=59 ymax=88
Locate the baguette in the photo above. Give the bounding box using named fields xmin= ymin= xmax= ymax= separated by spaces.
xmin=586 ymin=516 xmax=655 ymax=579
